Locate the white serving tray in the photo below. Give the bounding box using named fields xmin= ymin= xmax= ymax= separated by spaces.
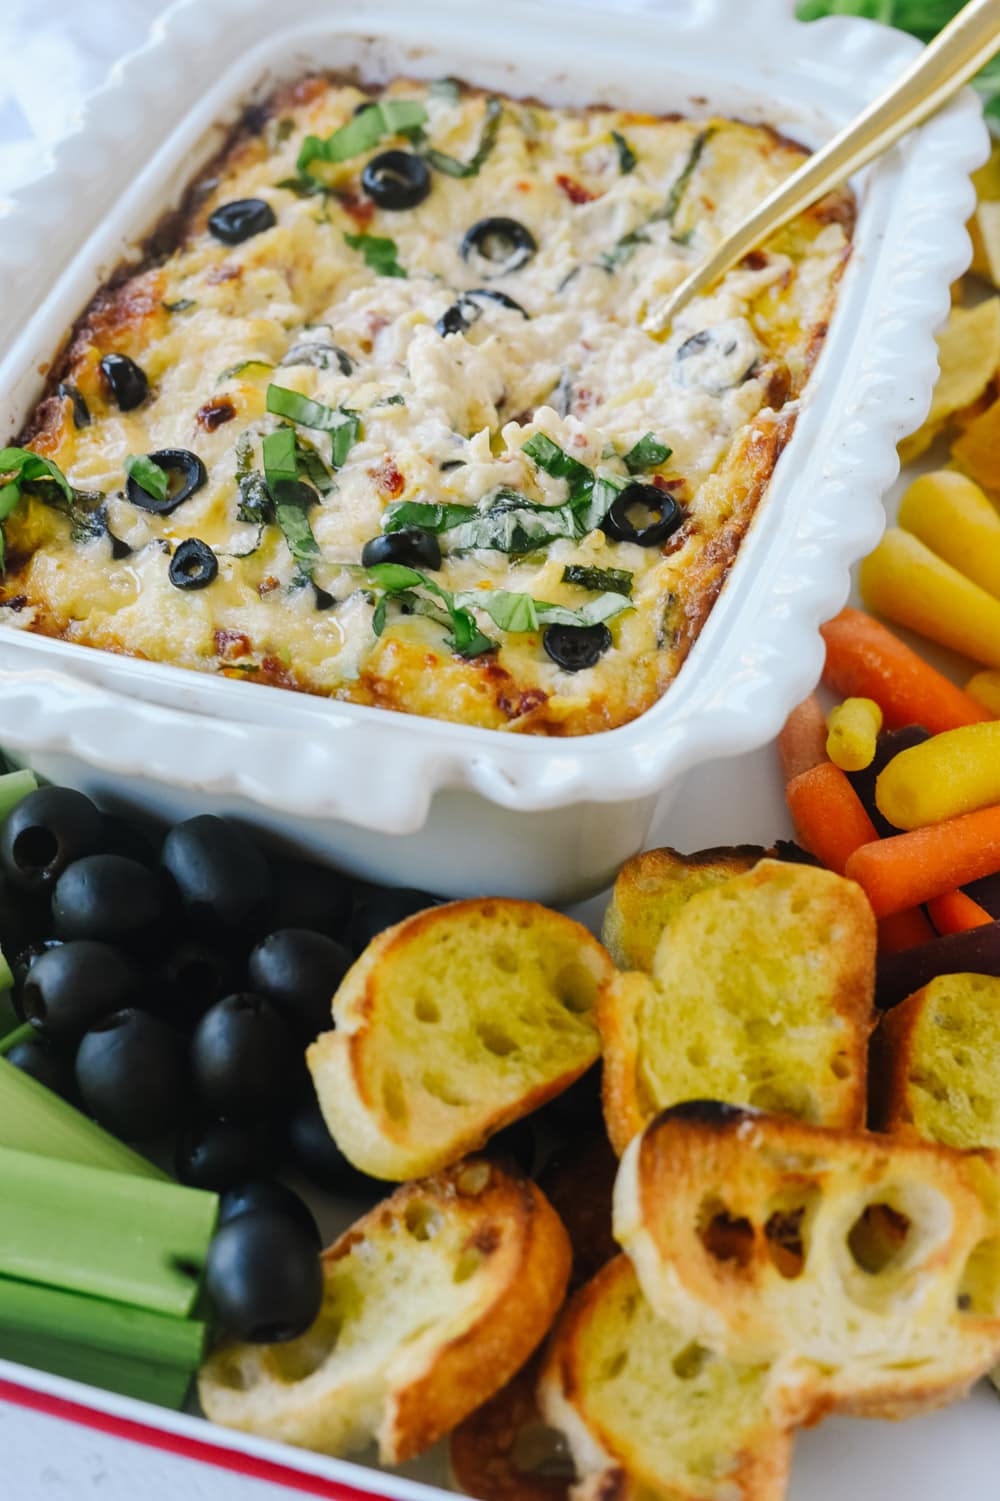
xmin=0 ymin=0 xmax=985 ymax=903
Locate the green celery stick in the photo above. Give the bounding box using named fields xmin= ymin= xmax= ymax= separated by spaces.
xmin=0 ymin=1057 xmax=166 ymax=1178
xmin=0 ymin=1023 xmax=31 ymax=1055
xmin=0 ymin=994 xmax=18 ymax=1040
xmin=0 ymin=769 xmax=37 ymax=822
xmin=0 ymin=943 xmax=12 ymax=993
xmin=0 ymin=1331 xmax=197 ymax=1408
xmin=0 ymin=1145 xmax=218 ymax=1317
xmin=0 ymin=1277 xmax=205 ymax=1367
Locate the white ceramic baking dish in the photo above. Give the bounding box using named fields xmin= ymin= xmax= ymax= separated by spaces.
xmin=0 ymin=0 xmax=986 ymax=903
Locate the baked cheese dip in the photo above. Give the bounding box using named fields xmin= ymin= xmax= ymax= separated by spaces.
xmin=2 ymin=77 xmax=852 ymax=734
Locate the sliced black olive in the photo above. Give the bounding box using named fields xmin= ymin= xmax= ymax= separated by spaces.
xmin=361 ymin=150 xmax=431 ymax=211
xmin=57 ymin=382 xmax=90 ymax=429
xmin=673 ymin=319 xmax=760 ymax=395
xmin=127 ymin=449 xmax=207 ymax=515
xmin=436 ymin=287 xmax=529 ymax=336
xmin=169 ymin=538 xmax=218 ymax=591
xmin=279 ymin=343 xmax=353 ymax=375
xmin=99 ymin=354 xmax=148 ymax=412
xmin=542 ymin=622 xmax=612 ymax=672
xmin=207 ymin=198 xmax=276 ymax=245
xmin=461 ymin=217 xmax=537 ymax=278
xmin=361 ymin=529 xmax=441 ymax=571
xmin=313 ymin=583 xmax=336 ymax=611
xmin=601 ymin=483 xmax=682 ymax=547
xmin=108 ymin=530 xmax=134 ymax=561
xmin=439 ymin=459 xmax=465 ymax=472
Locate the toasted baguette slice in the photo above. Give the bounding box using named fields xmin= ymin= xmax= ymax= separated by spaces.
xmin=872 ymin=973 xmax=1000 ymax=1148
xmin=599 ymin=859 xmax=875 ymax=1153
xmin=615 ymin=1102 xmax=1000 ymax=1418
xmin=199 ymin=1159 xmax=571 ymax=1463
xmin=309 ymin=899 xmax=614 ymax=1180
xmin=537 ymin=1256 xmax=792 ymax=1501
xmin=601 ymin=845 xmax=765 ymax=972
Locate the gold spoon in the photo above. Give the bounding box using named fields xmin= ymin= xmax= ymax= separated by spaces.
xmin=645 ymin=0 xmax=1000 ymax=335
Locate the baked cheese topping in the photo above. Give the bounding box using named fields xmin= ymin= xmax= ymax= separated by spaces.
xmin=3 ymin=77 xmax=852 ymax=734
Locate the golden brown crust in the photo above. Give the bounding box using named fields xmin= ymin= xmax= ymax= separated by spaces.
xmin=450 ymin=1355 xmax=572 ymax=1501
xmin=382 ymin=1171 xmax=573 ymax=1462
xmin=869 ymin=996 xmax=922 ymax=1136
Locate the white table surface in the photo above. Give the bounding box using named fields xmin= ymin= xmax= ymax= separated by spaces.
xmin=3 ymin=2 xmax=998 ymax=1497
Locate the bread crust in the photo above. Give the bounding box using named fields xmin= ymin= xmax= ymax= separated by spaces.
xmin=599 ymin=860 xmax=875 ymax=1154
xmin=614 ymin=1104 xmax=1000 ymax=1420
xmin=538 ymin=1256 xmax=793 ymax=1501
xmin=601 ymin=845 xmax=766 ymax=972
xmin=199 ymin=1159 xmax=571 ymax=1464
xmin=308 ymin=899 xmax=614 ymax=1180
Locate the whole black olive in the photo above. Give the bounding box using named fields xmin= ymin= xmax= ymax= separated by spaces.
xmin=11 ymin=939 xmax=63 ymax=1015
xmin=361 ymin=529 xmax=441 ymax=571
xmin=271 ymin=859 xmax=355 ymax=938
xmin=361 ymin=150 xmax=431 ymax=211
xmin=21 ymin=941 xmax=137 ymax=1043
xmin=6 ymin=1036 xmax=76 ymax=1099
xmin=75 ymin=1008 xmax=186 ymax=1140
xmin=157 ymin=939 xmax=239 ymax=1028
xmin=286 ymin=1088 xmax=381 ymax=1199
xmin=219 ymin=1181 xmax=321 ymax=1248
xmin=484 ymin=1117 xmax=535 ymax=1175
xmin=436 ymin=287 xmax=529 ymax=336
xmin=0 ymin=787 xmax=104 ymax=894
xmin=99 ymin=354 xmax=149 ymax=412
xmin=673 ymin=319 xmax=760 ymax=394
xmin=191 ymin=993 xmax=299 ymax=1120
xmin=0 ymin=874 xmax=49 ymax=965
xmin=600 ymin=482 xmax=683 ymax=547
xmin=280 ymin=343 xmax=353 ymax=375
xmin=169 ymin=538 xmax=218 ymax=591
xmin=542 ymin=622 xmax=612 ymax=672
xmin=205 ymin=1213 xmax=323 ymax=1343
xmin=160 ymin=815 xmax=273 ymax=939
xmin=207 ymin=198 xmax=277 ymax=245
xmin=126 ymin=449 xmax=207 ymax=515
xmin=247 ymin=929 xmax=351 ymax=1039
xmin=350 ymin=885 xmax=438 ymax=954
xmin=52 ymin=854 xmax=170 ymax=950
xmin=460 ymin=217 xmax=537 ymax=278
xmin=176 ymin=1118 xmax=278 ymax=1190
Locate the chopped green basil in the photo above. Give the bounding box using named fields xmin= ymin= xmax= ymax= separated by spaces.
xmin=611 ymin=129 xmax=637 ymax=174
xmin=383 ymin=500 xmax=478 ymax=534
xmin=217 ymin=359 xmax=274 ymax=384
xmin=623 ymin=433 xmax=672 ymax=473
xmin=273 ymin=116 xmax=296 ymax=144
xmin=562 ymin=564 xmax=634 ymax=596
xmin=420 ymin=97 xmax=502 ymax=179
xmin=265 ymin=384 xmax=360 ymax=466
xmin=275 ymin=173 xmax=328 ymax=198
xmin=297 ymin=99 xmax=428 ymax=175
xmin=343 ymin=232 xmax=407 ymax=278
xmin=262 ymin=428 xmax=298 ymax=491
xmin=375 ymin=393 xmax=406 ymax=407
xmin=236 ymin=471 xmax=271 ymax=528
xmin=235 ymin=431 xmax=255 ymax=478
xmin=0 ymin=448 xmax=74 ymax=570
xmin=454 ymin=586 xmax=633 ymax=634
xmin=274 ymin=494 xmax=321 ymax=568
xmin=366 ymin=562 xmax=495 ymax=657
xmin=124 ymin=454 xmax=169 ymax=503
xmin=293 ymin=433 xmax=335 ymax=494
xmin=599 ymin=127 xmax=714 ymax=271
xmin=162 ymin=298 xmax=196 ymax=313
xmin=521 ymin=434 xmax=593 ymax=498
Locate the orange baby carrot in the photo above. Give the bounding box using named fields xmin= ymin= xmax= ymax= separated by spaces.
xmin=845 ymin=804 xmax=1000 ymax=917
xmin=785 ymin=761 xmax=878 ymax=876
xmin=927 ymin=888 xmax=994 ymax=936
xmin=820 ymin=607 xmax=992 ymax=733
xmin=878 ymin=908 xmax=936 ymax=953
xmin=778 ymin=695 xmax=828 ymax=783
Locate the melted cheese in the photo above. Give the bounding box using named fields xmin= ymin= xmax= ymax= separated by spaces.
xmin=3 ymin=78 xmax=851 ymax=734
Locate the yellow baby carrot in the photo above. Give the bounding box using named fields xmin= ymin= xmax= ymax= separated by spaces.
xmin=825 ymin=697 xmax=882 ymax=772
xmin=859 ymin=528 xmax=1000 ymax=669
xmin=897 ymin=470 xmax=1000 ymax=600
xmin=966 ymin=669 xmax=1000 ymax=716
xmin=876 ymin=720 xmax=1000 ymax=829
